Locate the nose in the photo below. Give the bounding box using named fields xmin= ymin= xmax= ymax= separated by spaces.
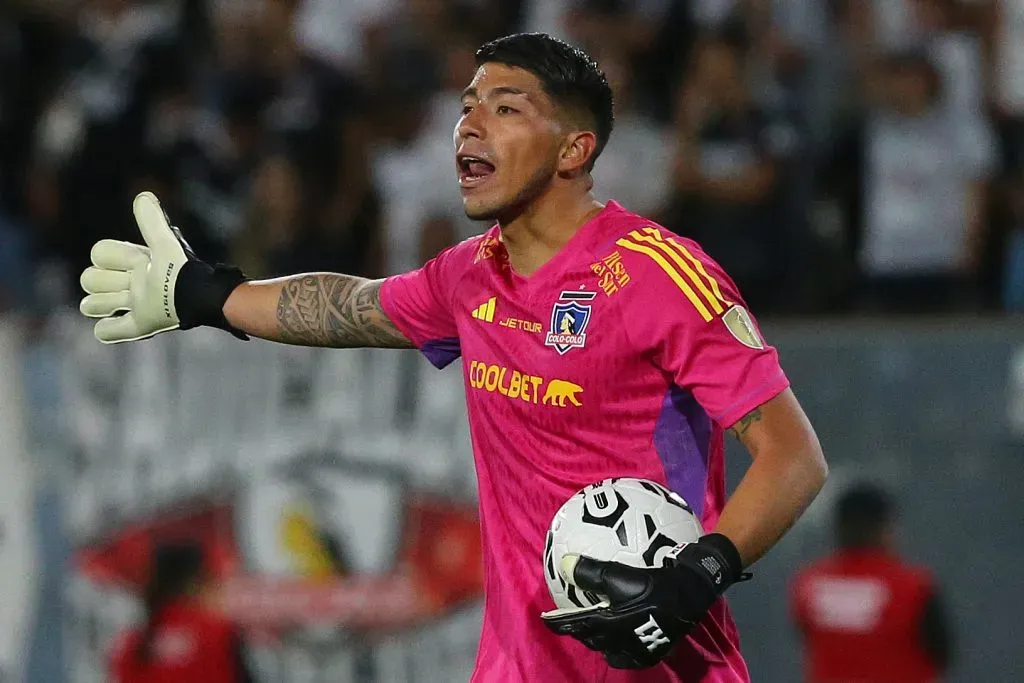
xmin=456 ymin=106 xmax=484 ymax=142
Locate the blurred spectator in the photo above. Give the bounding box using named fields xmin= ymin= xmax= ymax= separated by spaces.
xmin=839 ymin=1 xmax=988 ymax=123
xmin=912 ymin=0 xmax=987 ymax=123
xmin=986 ymin=0 xmax=1024 ymax=309
xmin=840 ymin=0 xmax=926 ymax=59
xmin=790 ymin=483 xmax=953 ymax=683
xmin=109 ymin=541 xmax=253 ymax=683
xmin=141 ymin=1 xmax=274 ymax=265
xmin=562 ymin=0 xmax=674 ymax=57
xmin=370 ymin=27 xmax=482 ymax=274
xmin=689 ymin=0 xmax=747 ymax=31
xmin=234 ymin=152 xmax=302 ymax=276
xmin=142 ymin=0 xmax=382 ymax=279
xmin=151 ymin=72 xmax=270 ymax=265
xmin=363 ymin=0 xmax=468 ymax=85
xmin=590 ymin=47 xmax=673 ymax=217
xmin=822 ymin=51 xmax=997 ymax=313
xmin=293 ymin=0 xmax=398 ymax=78
xmin=661 ymin=33 xmax=800 ymax=314
xmin=248 ymin=0 xmax=381 ymax=278
xmin=2 ymin=0 xmax=1022 ymax=316
xmin=989 ymin=0 xmax=1024 ymax=167
xmin=29 ymin=0 xmax=188 ymax=300
xmin=521 ymin=0 xmax=572 ymax=39
xmin=539 ymin=0 xmax=688 ymax=123
xmin=750 ymin=0 xmax=831 ymax=136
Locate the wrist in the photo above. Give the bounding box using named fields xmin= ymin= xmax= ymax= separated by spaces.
xmin=697 ymin=533 xmax=744 ymax=586
xmin=175 ymin=261 xmax=249 ymax=338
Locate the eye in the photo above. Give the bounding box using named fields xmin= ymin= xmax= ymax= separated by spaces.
xmin=497 ymin=105 xmax=517 ymax=115
xmin=461 ymin=104 xmax=474 ymax=115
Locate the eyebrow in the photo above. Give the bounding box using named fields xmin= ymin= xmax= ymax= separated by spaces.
xmin=461 ymin=86 xmax=529 ymax=101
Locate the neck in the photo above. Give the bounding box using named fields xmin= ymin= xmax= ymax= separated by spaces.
xmin=498 ymin=185 xmax=604 ymax=277
xmin=840 ymin=542 xmax=889 ymax=555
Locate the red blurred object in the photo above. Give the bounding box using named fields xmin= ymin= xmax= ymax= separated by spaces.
xmin=76 ymin=503 xmax=240 ymax=590
xmin=790 ymin=549 xmax=941 ymax=683
xmin=76 ymin=495 xmax=483 ymax=634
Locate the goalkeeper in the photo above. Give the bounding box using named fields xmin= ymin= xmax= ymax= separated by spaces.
xmin=80 ymin=33 xmax=827 ymax=682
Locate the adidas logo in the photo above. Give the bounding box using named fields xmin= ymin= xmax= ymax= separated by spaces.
xmin=471 ymin=297 xmax=496 ymax=323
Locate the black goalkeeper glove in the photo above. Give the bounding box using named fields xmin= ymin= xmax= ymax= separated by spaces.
xmin=541 ymin=533 xmax=750 ymax=669
xmin=80 ymin=191 xmax=249 ymax=343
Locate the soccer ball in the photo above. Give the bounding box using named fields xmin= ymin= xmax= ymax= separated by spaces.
xmin=543 ymin=478 xmax=704 ymax=610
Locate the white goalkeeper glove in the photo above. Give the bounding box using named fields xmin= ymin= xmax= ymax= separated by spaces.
xmin=79 ymin=191 xmax=248 ymax=344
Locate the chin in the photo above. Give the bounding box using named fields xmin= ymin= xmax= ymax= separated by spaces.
xmin=462 ymin=198 xmax=504 ymax=222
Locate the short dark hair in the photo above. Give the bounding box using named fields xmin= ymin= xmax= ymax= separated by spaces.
xmin=835 ymin=483 xmax=895 ymax=549
xmin=475 ymin=33 xmax=614 ymax=170
xmin=137 ymin=541 xmax=207 ymax=661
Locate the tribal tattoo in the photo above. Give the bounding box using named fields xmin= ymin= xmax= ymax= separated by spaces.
xmin=275 ymin=275 xmax=413 ymax=348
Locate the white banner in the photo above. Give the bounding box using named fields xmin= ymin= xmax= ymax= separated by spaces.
xmin=0 ymin=320 xmax=39 ymax=683
xmin=59 ymin=321 xmax=482 ymax=682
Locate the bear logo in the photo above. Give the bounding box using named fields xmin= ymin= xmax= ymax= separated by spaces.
xmin=542 ymin=379 xmax=584 ymax=407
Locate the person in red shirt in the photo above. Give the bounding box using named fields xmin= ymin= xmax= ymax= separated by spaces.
xmin=790 ymin=483 xmax=954 ymax=683
xmin=110 ymin=541 xmax=253 ymax=683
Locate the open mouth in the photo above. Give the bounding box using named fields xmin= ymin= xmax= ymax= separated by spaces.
xmin=457 ymin=154 xmax=496 ymax=189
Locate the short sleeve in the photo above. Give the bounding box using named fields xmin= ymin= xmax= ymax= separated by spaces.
xmin=621 ymin=229 xmax=790 ymax=428
xmin=379 ymin=239 xmax=473 ymax=369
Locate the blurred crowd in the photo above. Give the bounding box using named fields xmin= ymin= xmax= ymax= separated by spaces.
xmin=4 ymin=0 xmax=1024 ymax=317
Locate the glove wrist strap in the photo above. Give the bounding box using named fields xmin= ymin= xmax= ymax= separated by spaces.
xmin=175 ymin=261 xmax=249 ymax=339
xmin=698 ymin=533 xmax=747 ymax=587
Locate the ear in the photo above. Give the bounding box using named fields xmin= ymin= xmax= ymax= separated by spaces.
xmin=558 ymin=131 xmax=598 ymax=175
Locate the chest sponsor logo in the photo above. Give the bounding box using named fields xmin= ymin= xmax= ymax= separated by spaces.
xmin=545 ymin=290 xmax=595 ymax=354
xmin=468 ymin=361 xmax=583 ymax=408
xmin=498 ymin=317 xmax=543 ymax=334
xmin=591 ymin=250 xmax=631 ymax=296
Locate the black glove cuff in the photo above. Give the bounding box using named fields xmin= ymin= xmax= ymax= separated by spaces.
xmin=698 ymin=533 xmax=746 ymax=587
xmin=175 ymin=261 xmax=249 ymax=339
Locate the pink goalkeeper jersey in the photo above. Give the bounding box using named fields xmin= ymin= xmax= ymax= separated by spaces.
xmin=380 ymin=201 xmax=789 ymax=683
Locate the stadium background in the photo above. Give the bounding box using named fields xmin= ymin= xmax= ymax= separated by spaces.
xmin=1 ymin=0 xmax=1022 ymax=681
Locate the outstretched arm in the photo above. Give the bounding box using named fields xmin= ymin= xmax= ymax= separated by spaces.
xmin=224 ymin=275 xmax=414 ymax=349
xmin=79 ymin=192 xmax=421 ymax=347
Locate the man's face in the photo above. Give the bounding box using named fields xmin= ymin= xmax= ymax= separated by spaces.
xmin=454 ymin=63 xmax=565 ymax=221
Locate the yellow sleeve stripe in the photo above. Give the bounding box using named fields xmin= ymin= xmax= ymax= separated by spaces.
xmin=641 ymin=227 xmax=732 ymax=308
xmin=615 ymin=238 xmax=713 ymax=321
xmin=623 ymin=229 xmax=725 ymax=315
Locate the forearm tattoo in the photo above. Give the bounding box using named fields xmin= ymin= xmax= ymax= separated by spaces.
xmin=730 ymin=407 xmax=763 ymax=440
xmin=275 ymin=275 xmax=413 ymax=348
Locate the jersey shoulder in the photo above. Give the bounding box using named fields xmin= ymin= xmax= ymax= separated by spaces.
xmin=594 ymin=217 xmax=740 ymax=325
xmin=429 ymin=227 xmax=500 ymax=278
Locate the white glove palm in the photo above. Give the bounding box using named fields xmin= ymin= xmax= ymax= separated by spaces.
xmin=79 ymin=192 xmax=188 ymax=344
